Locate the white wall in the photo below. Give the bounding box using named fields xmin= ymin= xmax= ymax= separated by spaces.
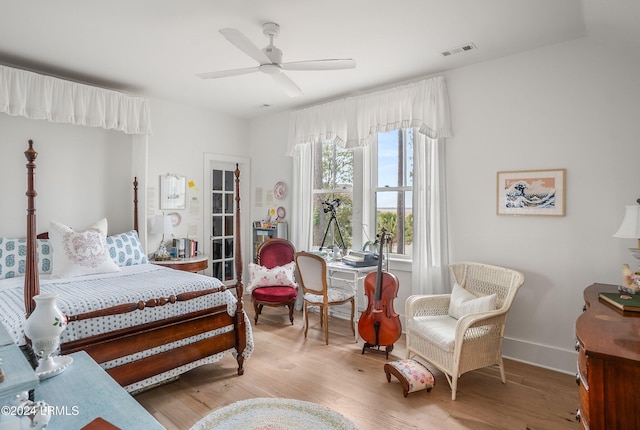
xmin=0 ymin=114 xmax=133 ymax=236
xmin=248 ymin=34 xmax=640 ymax=373
xmin=445 ymin=35 xmax=640 ymax=372
xmin=145 ymin=98 xmax=250 ymax=269
xmin=248 ymin=111 xmax=293 ymax=224
xmin=0 ymin=97 xmax=251 ymax=272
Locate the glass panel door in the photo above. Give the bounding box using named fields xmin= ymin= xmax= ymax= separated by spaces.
xmin=210 ymin=167 xmax=236 ymax=282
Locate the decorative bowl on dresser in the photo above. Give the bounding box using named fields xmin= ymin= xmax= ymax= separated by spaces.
xmin=575 ymin=283 xmax=640 ymax=430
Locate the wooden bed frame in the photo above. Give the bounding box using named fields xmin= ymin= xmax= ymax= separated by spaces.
xmin=22 ymin=140 xmax=247 ymax=389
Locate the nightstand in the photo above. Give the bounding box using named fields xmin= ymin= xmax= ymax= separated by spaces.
xmin=150 ymin=254 xmax=208 ymax=273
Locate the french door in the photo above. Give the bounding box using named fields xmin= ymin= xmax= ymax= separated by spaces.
xmin=209 ymin=163 xmax=237 ymax=282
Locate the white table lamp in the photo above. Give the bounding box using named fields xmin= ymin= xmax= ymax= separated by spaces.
xmin=613 ymin=202 xmax=640 ymax=259
xmin=152 ymin=214 xmax=174 ymax=260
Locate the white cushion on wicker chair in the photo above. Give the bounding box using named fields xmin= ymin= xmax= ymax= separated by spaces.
xmin=406 ymin=316 xmax=458 ymax=352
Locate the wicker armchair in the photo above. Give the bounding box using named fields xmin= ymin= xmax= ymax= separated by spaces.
xmin=405 ymin=262 xmax=524 ymax=400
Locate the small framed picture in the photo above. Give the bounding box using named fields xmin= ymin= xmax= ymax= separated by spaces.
xmin=253 ymin=221 xmax=262 ymax=228
xmin=497 ymin=168 xmax=565 ymax=216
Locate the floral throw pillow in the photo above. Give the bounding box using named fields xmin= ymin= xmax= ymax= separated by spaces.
xmin=49 ymin=218 xmax=120 ymax=278
xmin=247 ymin=261 xmax=297 ymax=293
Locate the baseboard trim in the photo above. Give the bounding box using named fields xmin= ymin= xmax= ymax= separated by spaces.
xmin=502 ymin=336 xmax=577 ymax=375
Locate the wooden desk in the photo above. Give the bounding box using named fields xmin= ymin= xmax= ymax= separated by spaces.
xmin=575 ymin=283 xmax=640 ymax=429
xmin=150 ymin=254 xmax=208 ymax=273
xmin=35 ymin=351 xmax=164 ymax=429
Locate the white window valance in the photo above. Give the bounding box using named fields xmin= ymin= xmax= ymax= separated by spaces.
xmin=0 ymin=65 xmax=152 ymax=135
xmin=287 ymin=75 xmax=451 ymax=155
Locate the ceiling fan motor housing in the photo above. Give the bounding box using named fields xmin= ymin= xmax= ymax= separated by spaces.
xmin=262 ymin=45 xmax=283 ymax=64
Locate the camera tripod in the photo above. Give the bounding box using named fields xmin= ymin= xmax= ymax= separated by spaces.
xmin=319 ymin=208 xmax=346 ymax=251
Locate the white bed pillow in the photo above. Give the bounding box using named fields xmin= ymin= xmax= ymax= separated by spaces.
xmin=49 ymin=218 xmax=121 ymax=278
xmin=106 ymin=230 xmax=148 ymax=267
xmin=247 ymin=261 xmax=297 ymax=293
xmin=448 ymin=282 xmax=497 ymax=320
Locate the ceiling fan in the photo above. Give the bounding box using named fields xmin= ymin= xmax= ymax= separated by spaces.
xmin=197 ymin=22 xmax=356 ymax=97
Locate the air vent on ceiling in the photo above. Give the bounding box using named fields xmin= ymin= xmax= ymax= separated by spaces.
xmin=441 ymin=43 xmax=476 ymax=57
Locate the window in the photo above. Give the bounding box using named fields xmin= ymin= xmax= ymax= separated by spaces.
xmin=373 ymin=129 xmax=414 ymax=258
xmin=311 ymin=140 xmax=353 ymax=250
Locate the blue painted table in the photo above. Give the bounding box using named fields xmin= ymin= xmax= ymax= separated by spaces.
xmin=35 ymin=351 xmax=165 ymax=429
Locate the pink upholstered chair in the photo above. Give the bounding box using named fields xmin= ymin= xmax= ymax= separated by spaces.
xmin=251 ymin=238 xmax=297 ymax=325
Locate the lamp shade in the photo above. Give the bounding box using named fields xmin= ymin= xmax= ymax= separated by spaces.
xmin=613 ymin=205 xmax=640 ymax=238
xmin=151 ymin=215 xmax=174 ymax=236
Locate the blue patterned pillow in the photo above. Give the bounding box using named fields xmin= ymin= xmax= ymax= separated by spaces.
xmin=106 ymin=230 xmax=148 ymax=267
xmin=0 ymin=237 xmax=52 ymax=279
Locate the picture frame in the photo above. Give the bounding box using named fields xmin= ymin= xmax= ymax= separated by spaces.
xmin=253 ymin=221 xmax=262 ymax=228
xmin=159 ymin=174 xmax=186 ymax=210
xmin=497 ymin=168 xmax=565 ymax=216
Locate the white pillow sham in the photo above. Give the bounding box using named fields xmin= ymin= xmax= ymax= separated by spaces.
xmin=49 ymin=218 xmax=120 ymax=279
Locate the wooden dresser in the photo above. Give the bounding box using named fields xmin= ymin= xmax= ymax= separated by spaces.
xmin=575 ymin=283 xmax=640 ymax=429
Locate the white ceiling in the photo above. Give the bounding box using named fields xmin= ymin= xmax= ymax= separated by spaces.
xmin=0 ymin=1 xmax=634 ymax=119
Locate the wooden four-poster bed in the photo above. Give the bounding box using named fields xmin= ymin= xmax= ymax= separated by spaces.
xmin=0 ymin=140 xmax=251 ymax=393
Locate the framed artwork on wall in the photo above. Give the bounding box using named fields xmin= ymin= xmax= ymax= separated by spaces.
xmin=496 ymin=168 xmax=566 ymax=216
xmin=160 ymin=174 xmax=186 ymax=210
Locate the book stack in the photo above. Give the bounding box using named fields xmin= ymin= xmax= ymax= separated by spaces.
xmin=172 ymin=238 xmax=198 ymax=258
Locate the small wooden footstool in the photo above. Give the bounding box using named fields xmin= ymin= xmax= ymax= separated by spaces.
xmin=384 ymin=359 xmax=435 ymax=397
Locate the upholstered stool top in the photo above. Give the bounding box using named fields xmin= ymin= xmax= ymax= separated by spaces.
xmin=384 ymin=359 xmax=435 ymax=397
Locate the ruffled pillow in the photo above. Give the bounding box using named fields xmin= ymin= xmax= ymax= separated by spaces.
xmin=49 ymin=218 xmax=121 ymax=278
xmin=247 ymin=261 xmax=297 ymax=293
xmin=448 ymin=282 xmax=496 ymax=320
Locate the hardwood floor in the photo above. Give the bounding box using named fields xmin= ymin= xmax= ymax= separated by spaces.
xmin=135 ymin=305 xmax=579 ymax=430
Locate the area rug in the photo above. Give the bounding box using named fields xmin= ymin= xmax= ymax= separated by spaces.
xmin=190 ymin=397 xmax=359 ymax=430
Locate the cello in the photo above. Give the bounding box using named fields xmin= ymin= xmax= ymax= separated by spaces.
xmin=357 ymin=228 xmax=401 ymax=357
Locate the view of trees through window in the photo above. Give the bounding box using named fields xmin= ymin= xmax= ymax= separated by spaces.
xmin=312 ymin=140 xmax=353 ymax=250
xmin=375 ymin=128 xmax=413 ymax=257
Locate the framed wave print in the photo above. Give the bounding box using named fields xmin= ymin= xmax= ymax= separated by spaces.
xmin=497 ymin=168 xmax=565 ymax=216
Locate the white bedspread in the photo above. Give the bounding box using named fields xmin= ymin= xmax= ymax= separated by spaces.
xmin=0 ymin=264 xmax=254 ymax=392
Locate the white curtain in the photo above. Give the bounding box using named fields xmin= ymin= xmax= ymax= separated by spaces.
xmin=287 ymin=76 xmax=452 ymax=294
xmin=287 ymin=76 xmax=451 ymax=154
xmin=412 ymin=134 xmax=450 ymax=294
xmin=0 ymin=65 xmax=152 ymax=135
xmin=290 ymin=141 xmax=313 ymax=251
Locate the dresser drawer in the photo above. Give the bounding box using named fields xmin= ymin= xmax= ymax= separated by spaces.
xmin=577 ymin=345 xmax=588 ymax=390
xmin=578 ymin=382 xmax=590 ymax=428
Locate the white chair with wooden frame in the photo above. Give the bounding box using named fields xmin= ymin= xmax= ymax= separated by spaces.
xmin=405 ymin=262 xmax=524 ymax=400
xmin=293 ymin=251 xmax=355 ymax=345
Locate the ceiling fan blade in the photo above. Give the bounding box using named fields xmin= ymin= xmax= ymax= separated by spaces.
xmin=196 ymin=66 xmax=261 ymax=79
xmin=271 ymin=71 xmax=303 ymax=98
xmin=280 ymin=59 xmax=356 ymax=71
xmin=219 ymin=28 xmax=272 ymax=65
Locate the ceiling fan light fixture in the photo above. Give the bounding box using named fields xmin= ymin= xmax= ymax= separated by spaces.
xmin=260 ymin=64 xmax=281 ymax=75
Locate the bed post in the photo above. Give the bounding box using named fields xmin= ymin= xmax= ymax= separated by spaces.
xmin=133 ymin=177 xmax=139 ymax=234
xmin=24 ymin=140 xmax=39 ymax=317
xmin=234 ymin=163 xmax=246 ymax=375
